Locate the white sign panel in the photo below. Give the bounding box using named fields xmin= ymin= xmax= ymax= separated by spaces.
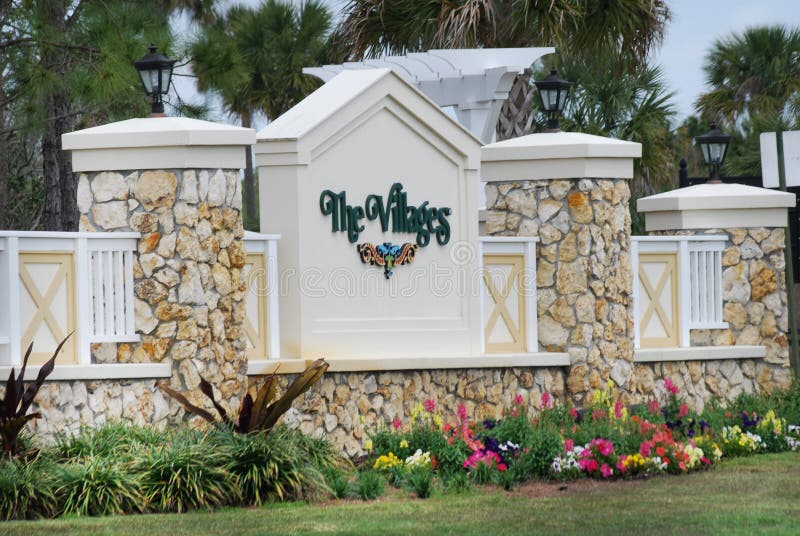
xmin=761 ymin=131 xmax=800 ymax=188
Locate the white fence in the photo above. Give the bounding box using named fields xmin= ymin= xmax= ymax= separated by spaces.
xmin=479 ymin=237 xmax=538 ymax=354
xmin=0 ymin=231 xmax=140 ymax=366
xmin=242 ymin=231 xmax=281 ymax=359
xmin=632 ymin=235 xmax=727 ymax=349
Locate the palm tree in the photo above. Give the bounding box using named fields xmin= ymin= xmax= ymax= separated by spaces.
xmin=335 ymin=0 xmax=670 ymax=140
xmin=695 ymin=25 xmax=800 ymax=176
xmin=190 ymin=0 xmax=332 ymax=230
xmin=696 ymin=25 xmax=800 ymax=128
xmin=535 ymin=49 xmax=676 ymax=198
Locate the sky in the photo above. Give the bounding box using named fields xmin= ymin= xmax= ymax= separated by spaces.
xmin=173 ymin=0 xmax=800 ymax=126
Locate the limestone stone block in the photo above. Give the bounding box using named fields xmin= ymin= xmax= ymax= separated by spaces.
xmin=567 ymin=192 xmax=592 ymax=223
xmin=134 ymin=171 xmax=177 ymax=210
xmin=92 ymin=201 xmax=128 ymax=229
xmin=77 ymin=174 xmax=93 ymax=213
xmin=538 ymin=199 xmax=562 ymax=222
xmin=92 ymin=171 xmax=128 ymax=202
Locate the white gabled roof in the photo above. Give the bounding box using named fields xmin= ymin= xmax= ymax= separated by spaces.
xmin=481 ymin=131 xmax=642 ymax=161
xmin=256 ymin=69 xmax=483 ymax=168
xmin=637 ymin=183 xmax=795 ymax=212
xmin=63 ymin=116 xmax=255 ymax=150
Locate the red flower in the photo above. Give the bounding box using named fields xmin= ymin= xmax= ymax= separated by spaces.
xmin=424 ymin=399 xmax=436 ymax=413
xmin=664 ymin=378 xmax=679 ymax=395
xmin=497 ymin=463 xmax=507 ymax=472
xmin=678 ymin=404 xmax=689 ymax=418
xmin=614 ymin=400 xmax=624 ymax=419
xmin=540 ymin=392 xmax=552 ymax=409
xmin=392 ymin=417 xmax=402 ymax=430
xmin=569 ymin=407 xmax=579 ymax=420
xmin=655 ymin=446 xmax=666 ymax=457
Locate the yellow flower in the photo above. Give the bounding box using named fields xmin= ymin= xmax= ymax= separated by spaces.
xmin=364 ymin=439 xmax=373 ymax=451
xmin=399 ymin=439 xmax=409 ymax=449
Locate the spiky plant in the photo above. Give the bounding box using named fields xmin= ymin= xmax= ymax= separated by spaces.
xmin=1 ymin=334 xmax=71 ymax=458
xmin=159 ymin=358 xmax=329 ymax=435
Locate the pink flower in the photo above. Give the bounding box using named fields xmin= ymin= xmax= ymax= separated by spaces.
xmin=497 ymin=463 xmax=507 ymax=472
xmin=701 ymin=457 xmax=710 ymax=465
xmin=678 ymin=404 xmax=689 ymax=418
xmin=392 ymin=417 xmax=402 ymax=430
xmin=513 ymin=394 xmax=524 ymax=406
xmin=600 ymin=464 xmax=613 ymax=478
xmin=569 ymin=407 xmax=579 ymax=420
xmin=639 ymin=441 xmax=652 ymax=457
xmin=664 ymin=378 xmax=679 ymax=396
xmin=678 ymin=461 xmax=687 ymax=471
xmin=614 ymin=400 xmax=624 ymax=419
xmin=592 ymin=438 xmax=614 ymax=457
xmin=564 ymin=439 xmax=575 ymax=452
xmin=540 ymin=392 xmax=552 ymax=409
xmin=424 ymin=399 xmax=436 ymax=413
xmin=583 ymin=459 xmax=598 ymax=472
xmin=457 ymin=403 xmax=467 ymax=421
xmin=616 ymin=458 xmax=627 ymax=473
xmin=649 ymin=400 xmax=660 ymax=414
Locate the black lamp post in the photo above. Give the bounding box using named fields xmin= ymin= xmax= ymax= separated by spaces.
xmin=133 ymin=44 xmax=176 ymax=116
xmin=534 ymin=67 xmax=571 ymax=132
xmin=694 ymin=122 xmax=731 ymax=183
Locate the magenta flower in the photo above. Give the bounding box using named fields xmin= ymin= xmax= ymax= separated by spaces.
xmin=564 ymin=438 xmax=574 ymax=452
xmin=649 ymin=399 xmax=660 ymax=414
xmin=540 ymin=392 xmax=552 ymax=409
xmin=457 ymin=403 xmax=467 ymax=421
xmin=513 ymin=394 xmax=524 ymax=406
xmin=600 ymin=464 xmax=613 ymax=478
xmin=392 ymin=417 xmax=402 ymax=430
xmin=614 ymin=400 xmax=624 ymax=419
xmin=424 ymin=399 xmax=436 ymax=413
xmin=664 ymin=378 xmax=679 ymax=395
xmin=569 ymin=407 xmax=579 ymax=420
xmin=678 ymin=404 xmax=689 ymax=418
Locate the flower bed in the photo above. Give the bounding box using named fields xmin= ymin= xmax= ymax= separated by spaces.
xmin=368 ymin=380 xmax=800 ymax=494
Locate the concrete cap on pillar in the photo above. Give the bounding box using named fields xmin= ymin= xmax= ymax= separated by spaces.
xmin=62 ymin=117 xmax=256 ymax=172
xmin=637 ymin=182 xmax=796 ymax=231
xmin=480 ymin=131 xmax=642 ymax=181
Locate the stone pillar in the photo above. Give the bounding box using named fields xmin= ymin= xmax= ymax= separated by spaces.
xmin=63 ymin=117 xmax=255 ymax=412
xmin=481 ymin=132 xmax=642 ymax=405
xmin=637 ymin=183 xmax=796 ymax=400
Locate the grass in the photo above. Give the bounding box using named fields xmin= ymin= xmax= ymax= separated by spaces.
xmin=5 ymin=452 xmax=799 ymax=535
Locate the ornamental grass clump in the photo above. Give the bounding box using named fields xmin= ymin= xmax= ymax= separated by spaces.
xmin=58 ymin=456 xmax=143 ymax=517
xmin=55 ymin=421 xmax=161 ymax=462
xmin=353 ymin=469 xmax=384 ymax=500
xmin=136 ymin=432 xmax=239 ymax=513
xmin=0 ymin=456 xmax=57 ymax=520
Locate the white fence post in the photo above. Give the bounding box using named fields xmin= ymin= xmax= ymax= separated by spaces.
xmin=7 ymin=236 xmax=21 ymax=366
xmin=679 ymin=240 xmax=691 ymax=347
xmin=75 ymin=237 xmax=92 ymax=364
xmin=266 ymin=237 xmax=281 ymax=359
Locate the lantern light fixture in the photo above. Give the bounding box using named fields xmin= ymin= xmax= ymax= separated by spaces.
xmin=133 ymin=44 xmax=176 ymax=116
xmin=534 ymin=67 xmax=571 ymax=132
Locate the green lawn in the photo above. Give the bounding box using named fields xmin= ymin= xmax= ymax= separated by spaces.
xmin=6 ymin=452 xmax=800 ymax=535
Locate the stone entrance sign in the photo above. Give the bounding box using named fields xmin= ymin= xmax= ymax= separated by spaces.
xmin=256 ymin=69 xmax=483 ymax=359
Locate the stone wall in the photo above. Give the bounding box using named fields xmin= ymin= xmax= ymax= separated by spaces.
xmin=77 ymin=168 xmax=248 ymax=412
xmin=629 ymin=227 xmax=794 ymax=411
xmin=249 ymin=366 xmax=566 ymax=457
xmin=17 ymin=380 xmax=176 ymax=437
xmin=485 ymin=178 xmax=634 ymax=405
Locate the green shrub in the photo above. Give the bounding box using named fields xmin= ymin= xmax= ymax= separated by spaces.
xmin=353 ymin=469 xmax=384 ymax=500
xmin=323 ymin=466 xmax=350 ymax=499
xmin=441 ymin=470 xmax=471 ymax=494
xmin=136 ymin=433 xmax=238 ymax=513
xmin=212 ymin=427 xmax=333 ymax=504
xmin=55 ymin=422 xmax=161 ymax=462
xmin=0 ymin=456 xmax=56 ymax=520
xmin=405 ymin=467 xmax=434 ymax=498
xmin=57 ymin=456 xmax=143 ymax=517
